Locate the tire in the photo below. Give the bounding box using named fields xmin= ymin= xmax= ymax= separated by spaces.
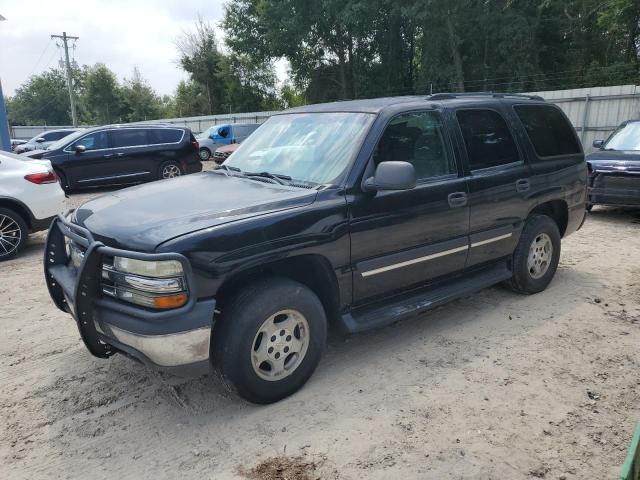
xmin=212 ymin=277 xmax=327 ymax=404
xmin=199 ymin=148 xmax=211 ymax=161
xmin=158 ymin=160 xmax=183 ymax=180
xmin=0 ymin=208 xmax=28 ymax=261
xmin=55 ymin=168 xmax=70 ymax=192
xmin=586 ymin=203 xmax=593 ymax=212
xmin=506 ymin=214 xmax=561 ymax=295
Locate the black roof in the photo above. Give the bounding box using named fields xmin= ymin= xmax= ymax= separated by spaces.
xmin=283 ymin=92 xmax=545 ymax=115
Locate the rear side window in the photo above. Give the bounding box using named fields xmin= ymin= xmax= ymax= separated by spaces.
xmin=111 ymin=129 xmax=148 ymax=148
xmin=456 ymin=109 xmax=520 ymax=170
xmin=147 ymin=129 xmax=183 ymax=144
xmin=514 ymin=105 xmax=581 ymax=157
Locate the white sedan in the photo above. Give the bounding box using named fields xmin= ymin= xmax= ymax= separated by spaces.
xmin=0 ymin=151 xmax=65 ymax=260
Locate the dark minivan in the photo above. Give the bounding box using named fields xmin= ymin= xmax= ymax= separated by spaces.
xmin=45 ymin=93 xmax=586 ymax=404
xmin=25 ymin=124 xmax=202 ymax=190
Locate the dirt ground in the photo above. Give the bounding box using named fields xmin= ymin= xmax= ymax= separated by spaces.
xmin=1 ymin=184 xmax=639 ymax=479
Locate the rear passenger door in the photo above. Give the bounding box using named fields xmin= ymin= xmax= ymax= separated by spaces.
xmin=453 ymin=107 xmax=531 ymax=267
xmin=350 ymin=110 xmax=469 ymax=305
xmin=109 ymin=129 xmax=153 ymax=182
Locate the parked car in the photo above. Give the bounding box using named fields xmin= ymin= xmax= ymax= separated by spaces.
xmin=15 ymin=128 xmax=80 ymax=154
xmin=24 ymin=124 xmax=202 ymax=190
xmin=11 ymin=139 xmax=27 ymax=151
xmin=197 ymin=122 xmax=260 ymax=161
xmin=587 ymin=120 xmax=640 ymax=210
xmin=0 ymin=151 xmax=65 ymax=261
xmin=44 ymin=93 xmax=586 ymax=403
xmin=213 ymin=143 xmax=239 ymax=164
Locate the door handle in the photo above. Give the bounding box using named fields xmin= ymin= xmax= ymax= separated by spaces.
xmin=116 ymin=152 xmax=125 ymax=157
xmin=516 ymin=179 xmax=530 ymax=192
xmin=448 ymin=192 xmax=467 ymax=208
xmin=103 ymin=154 xmax=113 ymax=159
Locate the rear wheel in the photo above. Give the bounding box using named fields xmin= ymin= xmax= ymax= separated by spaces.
xmin=212 ymin=277 xmax=327 ymax=404
xmin=506 ymin=214 xmax=561 ymax=294
xmin=55 ymin=168 xmax=70 ymax=192
xmin=158 ymin=161 xmax=183 ymax=180
xmin=0 ymin=208 xmax=28 ymax=261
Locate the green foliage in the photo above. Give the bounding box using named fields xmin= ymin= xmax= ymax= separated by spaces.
xmin=223 ymin=0 xmax=640 ymax=100
xmin=7 ymin=69 xmax=71 ymax=125
xmin=81 ymin=63 xmax=123 ymax=124
xmin=120 ymin=67 xmax=164 ymax=122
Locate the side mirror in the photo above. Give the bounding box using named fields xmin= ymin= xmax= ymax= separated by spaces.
xmin=35 ymin=137 xmax=46 ymax=143
xmin=363 ymin=161 xmax=416 ymax=192
xmin=74 ymin=144 xmax=86 ymax=154
xmin=593 ymin=139 xmax=604 ymax=149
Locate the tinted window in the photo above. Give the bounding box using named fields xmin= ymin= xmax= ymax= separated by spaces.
xmin=111 ymin=129 xmax=148 ymax=148
xmin=70 ymin=131 xmax=109 ymax=151
xmin=147 ymin=129 xmax=183 ymax=144
xmin=375 ymin=111 xmax=455 ymax=179
xmin=43 ymin=131 xmax=64 ymax=141
xmin=514 ymin=105 xmax=581 ymax=157
xmin=456 ymin=109 xmax=520 ymax=169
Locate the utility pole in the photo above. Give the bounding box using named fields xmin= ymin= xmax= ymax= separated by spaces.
xmin=51 ymin=31 xmax=79 ymax=126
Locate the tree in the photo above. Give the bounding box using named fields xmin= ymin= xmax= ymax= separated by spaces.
xmin=173 ymin=80 xmax=211 ymax=117
xmin=120 ymin=67 xmax=163 ymax=122
xmin=81 ymin=64 xmax=123 ymax=124
xmin=7 ymin=69 xmax=71 ymax=125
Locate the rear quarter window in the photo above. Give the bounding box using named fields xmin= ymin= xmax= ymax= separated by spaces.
xmin=514 ymin=105 xmax=581 ymax=158
xmin=147 ymin=129 xmax=184 ymax=144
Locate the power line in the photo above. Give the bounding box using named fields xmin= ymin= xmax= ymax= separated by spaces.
xmin=26 ymin=39 xmax=53 ymax=79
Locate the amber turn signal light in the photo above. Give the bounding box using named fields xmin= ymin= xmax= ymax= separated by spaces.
xmin=153 ymin=293 xmax=188 ymax=309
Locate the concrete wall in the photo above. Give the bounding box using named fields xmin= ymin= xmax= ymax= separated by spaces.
xmin=11 ymin=85 xmax=640 ymax=152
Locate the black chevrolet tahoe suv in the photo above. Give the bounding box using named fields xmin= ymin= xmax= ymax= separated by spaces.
xmin=25 ymin=124 xmax=202 ymax=190
xmin=44 ymin=93 xmax=587 ymax=404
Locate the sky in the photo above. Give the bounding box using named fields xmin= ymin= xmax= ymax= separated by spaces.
xmin=0 ymin=0 xmax=287 ymax=97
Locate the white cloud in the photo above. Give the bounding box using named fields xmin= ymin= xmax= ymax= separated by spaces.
xmin=0 ymin=0 xmax=238 ymax=96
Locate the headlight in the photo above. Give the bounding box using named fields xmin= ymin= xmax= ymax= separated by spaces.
xmin=113 ymin=257 xmax=183 ymax=277
xmin=102 ymin=257 xmax=188 ymax=310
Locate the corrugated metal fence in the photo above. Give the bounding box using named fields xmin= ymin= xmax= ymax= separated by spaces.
xmin=11 ymin=85 xmax=640 ymax=153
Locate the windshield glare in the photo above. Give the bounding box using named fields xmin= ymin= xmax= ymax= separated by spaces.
xmin=225 ymin=112 xmax=374 ymax=184
xmin=604 ymin=122 xmax=640 ymax=151
xmin=46 ymin=130 xmax=85 ymax=150
xmin=197 ymin=126 xmax=216 ymax=139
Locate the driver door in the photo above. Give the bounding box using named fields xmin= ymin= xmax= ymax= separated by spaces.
xmin=349 ymin=110 xmax=470 ymax=306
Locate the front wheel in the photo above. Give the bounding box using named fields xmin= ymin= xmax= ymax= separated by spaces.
xmin=506 ymin=214 xmax=561 ymax=295
xmin=199 ymin=148 xmax=211 ymax=161
xmin=158 ymin=161 xmax=183 ymax=180
xmin=212 ymin=277 xmax=327 ymax=404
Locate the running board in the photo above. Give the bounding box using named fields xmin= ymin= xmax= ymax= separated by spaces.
xmin=341 ymin=262 xmax=512 ymax=334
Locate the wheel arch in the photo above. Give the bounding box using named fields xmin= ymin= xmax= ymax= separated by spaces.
xmin=529 ymin=199 xmax=568 ymax=237
xmin=0 ymin=197 xmax=33 ymax=229
xmin=214 ymin=253 xmax=341 ymax=328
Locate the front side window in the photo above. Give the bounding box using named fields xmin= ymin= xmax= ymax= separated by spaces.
xmin=375 ymin=111 xmax=455 ymax=179
xmin=70 ymin=131 xmax=109 ymax=151
xmin=514 ymin=105 xmax=581 ymax=157
xmin=456 ymin=109 xmax=520 ymax=170
xmin=225 ymin=112 xmax=375 ymax=184
xmin=111 ymin=129 xmax=148 ymax=148
xmin=602 ymin=122 xmax=640 ymax=151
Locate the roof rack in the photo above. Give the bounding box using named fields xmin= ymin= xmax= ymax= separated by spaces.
xmin=428 ymin=92 xmax=544 ymax=102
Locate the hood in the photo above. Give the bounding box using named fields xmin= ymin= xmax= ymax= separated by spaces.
xmin=586 ymin=150 xmax=640 ymax=173
xmin=22 ymin=150 xmax=46 ymax=159
xmin=74 ymin=172 xmax=317 ymax=251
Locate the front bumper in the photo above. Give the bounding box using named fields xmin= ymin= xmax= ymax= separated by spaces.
xmin=44 ymin=213 xmax=215 ymax=372
xmin=588 ymin=171 xmax=640 ymax=207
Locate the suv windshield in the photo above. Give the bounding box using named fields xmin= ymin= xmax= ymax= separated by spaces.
xmin=603 ymin=122 xmax=640 ymax=151
xmin=224 ymin=112 xmax=374 ymax=184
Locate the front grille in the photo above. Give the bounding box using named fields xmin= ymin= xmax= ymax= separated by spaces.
xmin=594 ymin=174 xmax=640 ymax=191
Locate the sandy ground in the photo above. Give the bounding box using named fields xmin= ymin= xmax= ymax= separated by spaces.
xmin=1 ymin=182 xmax=639 ymax=479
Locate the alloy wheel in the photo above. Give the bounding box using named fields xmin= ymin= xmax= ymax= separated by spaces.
xmin=0 ymin=214 xmax=22 ymax=257
xmin=251 ymin=309 xmax=310 ymax=381
xmin=527 ymin=232 xmax=553 ymax=279
xmin=162 ymin=164 xmax=182 ymax=179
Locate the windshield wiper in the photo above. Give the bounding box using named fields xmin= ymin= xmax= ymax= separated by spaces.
xmin=215 ymin=164 xmax=243 ymax=176
xmin=245 ymin=171 xmax=292 ymax=185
